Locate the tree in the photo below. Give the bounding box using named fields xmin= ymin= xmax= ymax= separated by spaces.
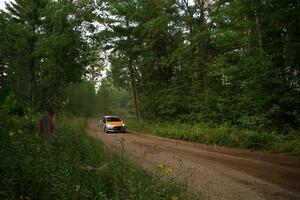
xmin=65 ymin=82 xmax=98 ymax=116
xmin=1 ymin=0 xmax=89 ymax=113
xmin=93 ymin=0 xmax=300 ymax=130
xmin=94 ymin=0 xmax=144 ymax=117
xmin=4 ymin=0 xmax=48 ymax=105
xmin=34 ymin=0 xmax=85 ymax=112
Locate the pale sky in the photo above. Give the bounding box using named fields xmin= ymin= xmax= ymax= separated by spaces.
xmin=0 ymin=0 xmax=12 ymax=10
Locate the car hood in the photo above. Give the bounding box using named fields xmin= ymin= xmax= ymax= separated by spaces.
xmin=106 ymin=121 xmax=124 ymax=126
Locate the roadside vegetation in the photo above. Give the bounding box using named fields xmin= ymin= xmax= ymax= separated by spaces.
xmin=0 ymin=111 xmax=197 ymax=199
xmin=125 ymin=118 xmax=300 ymax=155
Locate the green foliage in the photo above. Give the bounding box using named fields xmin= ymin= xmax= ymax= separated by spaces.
xmin=0 ymin=0 xmax=90 ymax=113
xmin=64 ymin=82 xmax=99 ymax=117
xmin=97 ymin=79 xmax=133 ymax=116
xmin=0 ymin=114 xmax=197 ymax=199
xmin=95 ymin=0 xmax=300 ymax=132
xmin=63 ymin=78 xmax=133 ymax=117
xmin=156 ymin=77 xmax=190 ymax=118
xmin=125 ymin=118 xmax=300 ymax=155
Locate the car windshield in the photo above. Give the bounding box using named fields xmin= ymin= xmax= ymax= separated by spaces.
xmin=106 ymin=117 xmax=121 ymax=122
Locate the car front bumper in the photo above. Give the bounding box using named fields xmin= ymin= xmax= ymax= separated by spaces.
xmin=107 ymin=126 xmax=125 ymax=132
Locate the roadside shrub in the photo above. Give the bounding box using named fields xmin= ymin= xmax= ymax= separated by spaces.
xmin=125 ymin=118 xmax=300 ymax=154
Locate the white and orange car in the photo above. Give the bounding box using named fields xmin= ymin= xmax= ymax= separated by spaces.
xmin=97 ymin=115 xmax=126 ymax=133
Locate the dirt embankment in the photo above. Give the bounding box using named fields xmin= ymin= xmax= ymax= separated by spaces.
xmin=87 ymin=119 xmax=300 ymax=200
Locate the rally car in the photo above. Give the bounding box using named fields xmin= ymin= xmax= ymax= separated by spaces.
xmin=97 ymin=115 xmax=126 ymax=133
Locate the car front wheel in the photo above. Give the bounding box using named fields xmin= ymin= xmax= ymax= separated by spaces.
xmin=104 ymin=127 xmax=108 ymax=133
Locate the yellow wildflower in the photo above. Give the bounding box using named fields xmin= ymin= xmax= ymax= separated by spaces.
xmin=170 ymin=196 xmax=178 ymax=200
xmin=157 ymin=163 xmax=164 ymax=169
xmin=166 ymin=168 xmax=173 ymax=174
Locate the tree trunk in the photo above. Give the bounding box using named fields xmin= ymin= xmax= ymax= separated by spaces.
xmin=128 ymin=57 xmax=141 ymax=118
xmin=196 ymin=0 xmax=206 ymax=24
xmin=255 ymin=11 xmax=263 ymax=50
xmin=125 ymin=16 xmax=141 ymax=118
xmin=0 ymin=63 xmax=3 ymax=97
xmin=29 ymin=35 xmax=37 ymax=106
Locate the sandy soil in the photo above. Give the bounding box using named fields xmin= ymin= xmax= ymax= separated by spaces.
xmin=87 ymin=119 xmax=300 ymax=200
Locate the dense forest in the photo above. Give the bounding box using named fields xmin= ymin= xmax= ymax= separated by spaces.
xmin=1 ymin=0 xmax=300 ymax=132
xmin=97 ymin=0 xmax=300 ymax=132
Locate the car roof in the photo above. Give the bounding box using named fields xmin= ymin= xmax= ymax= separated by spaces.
xmin=103 ymin=115 xmax=120 ymax=118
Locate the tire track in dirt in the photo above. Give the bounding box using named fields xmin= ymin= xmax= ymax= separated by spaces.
xmin=87 ymin=119 xmax=300 ymax=200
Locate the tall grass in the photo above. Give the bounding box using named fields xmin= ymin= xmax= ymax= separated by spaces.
xmin=0 ymin=115 xmax=197 ymax=199
xmin=124 ymin=118 xmax=300 ymax=155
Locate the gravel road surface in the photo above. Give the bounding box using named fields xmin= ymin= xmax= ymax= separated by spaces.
xmin=87 ymin=120 xmax=300 ymax=200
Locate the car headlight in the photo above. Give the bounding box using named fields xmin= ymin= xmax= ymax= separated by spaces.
xmin=107 ymin=124 xmax=113 ymax=128
xmin=123 ymin=123 xmax=125 ymax=126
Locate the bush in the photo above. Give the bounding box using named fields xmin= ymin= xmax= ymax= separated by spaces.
xmin=124 ymin=118 xmax=300 ymax=154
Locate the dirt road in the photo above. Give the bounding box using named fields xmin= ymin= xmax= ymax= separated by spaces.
xmin=87 ymin=120 xmax=300 ymax=200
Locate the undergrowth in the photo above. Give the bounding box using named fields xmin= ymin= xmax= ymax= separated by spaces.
xmin=0 ymin=113 xmax=197 ymax=199
xmin=124 ymin=118 xmax=300 ymax=155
